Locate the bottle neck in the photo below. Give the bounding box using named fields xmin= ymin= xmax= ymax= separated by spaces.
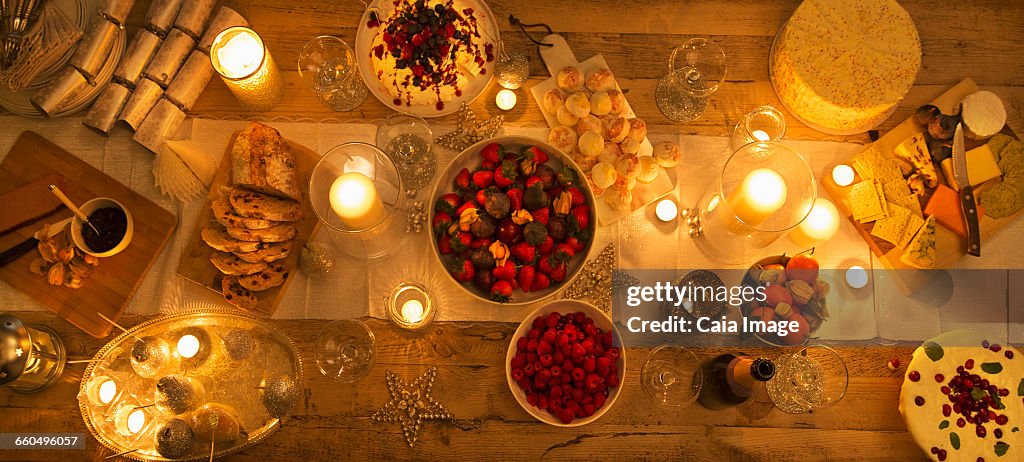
xmin=726 ymin=356 xmax=775 ymax=396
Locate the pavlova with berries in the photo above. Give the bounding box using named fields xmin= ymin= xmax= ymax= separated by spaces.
xmin=430 ymin=137 xmax=596 ymax=303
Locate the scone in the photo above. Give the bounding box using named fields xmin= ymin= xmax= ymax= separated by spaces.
xmin=636 ymin=156 xmax=660 ymax=183
xmin=615 ymin=154 xmax=641 ymax=179
xmin=605 ymin=187 xmax=633 ymax=211
xmin=598 ymin=142 xmax=624 ymax=164
xmin=565 ymin=92 xmax=591 ymax=119
xmin=590 ymin=162 xmax=617 ymax=189
xmin=653 ymin=141 xmax=682 ymax=168
xmin=586 ymin=68 xmax=615 ymax=92
xmin=605 ymin=117 xmax=630 ymax=143
xmin=233 ymin=241 xmax=293 ymax=263
xmin=590 ymin=92 xmax=611 ymax=116
xmin=576 ymin=115 xmax=602 ymax=136
xmin=221 ymin=276 xmax=258 ymax=309
xmin=607 ymin=89 xmax=627 ymax=115
xmin=578 ymin=131 xmax=604 ymax=158
xmin=225 ymin=223 xmax=298 ymax=243
xmin=210 ymin=251 xmax=267 ymax=275
xmin=619 ymin=138 xmax=641 ymax=155
xmin=237 ymin=262 xmax=289 ymax=291
xmin=613 ymin=174 xmax=637 ymax=191
xmin=229 ymin=187 xmax=303 ymax=222
xmin=627 ymin=118 xmax=647 ymax=142
xmin=542 ymin=89 xmax=567 ymax=114
xmin=202 ymin=227 xmax=262 ymax=253
xmin=557 ymin=66 xmax=583 ymax=92
xmin=556 ymin=105 xmax=580 ymax=127
xmin=570 ymin=151 xmax=598 ymax=172
xmin=548 ymin=126 xmax=578 ymax=154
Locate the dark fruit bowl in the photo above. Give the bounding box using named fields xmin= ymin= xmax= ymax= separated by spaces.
xmin=741 ymin=254 xmax=828 ymax=347
xmin=428 ymin=135 xmax=597 ymax=305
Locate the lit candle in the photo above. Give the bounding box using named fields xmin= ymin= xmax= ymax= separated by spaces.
xmin=789 ymin=198 xmax=840 ymax=248
xmin=177 ymin=334 xmax=200 ymax=359
xmin=845 ymin=265 xmax=869 ymax=289
xmin=832 ymin=164 xmax=855 ymax=187
xmin=98 ymin=379 xmax=117 ymax=404
xmin=329 ymin=172 xmax=385 ymax=230
xmin=126 ymin=409 xmax=146 ymax=434
xmin=655 ymin=199 xmax=678 ymax=222
xmin=401 ymin=299 xmax=424 ymax=323
xmin=751 ymin=130 xmax=770 ymax=141
xmin=209 ymin=27 xmax=284 ymax=112
xmin=495 ymin=89 xmax=517 ymax=110
xmin=726 ymin=168 xmax=787 ymax=227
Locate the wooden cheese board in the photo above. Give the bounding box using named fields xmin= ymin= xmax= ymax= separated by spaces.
xmin=822 ymin=78 xmax=1022 ymax=294
xmin=0 ymin=131 xmax=177 ymax=338
xmin=177 ymin=132 xmax=320 ymax=316
xmin=532 ymin=34 xmax=675 ymax=226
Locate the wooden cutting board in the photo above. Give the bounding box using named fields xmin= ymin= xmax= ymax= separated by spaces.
xmin=0 ymin=131 xmax=177 ymax=338
xmin=822 ymin=78 xmax=1022 ymax=294
xmin=177 ymin=133 xmax=320 ymax=316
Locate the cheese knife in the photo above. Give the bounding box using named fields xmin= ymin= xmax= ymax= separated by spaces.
xmin=952 ymin=123 xmax=981 ymax=257
xmin=0 ymin=218 xmax=71 ymax=268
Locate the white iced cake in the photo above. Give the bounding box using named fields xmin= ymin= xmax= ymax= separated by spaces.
xmin=899 ymin=331 xmax=1022 ymax=461
xmin=771 ymin=0 xmax=921 ymax=134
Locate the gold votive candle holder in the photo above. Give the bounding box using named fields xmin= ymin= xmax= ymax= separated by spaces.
xmin=386 ymin=283 xmax=435 ymax=331
xmin=209 ymin=27 xmax=285 ymax=112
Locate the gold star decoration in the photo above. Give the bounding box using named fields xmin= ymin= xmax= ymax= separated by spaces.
xmin=434 ymin=103 xmax=504 ymax=151
xmin=371 ymin=366 xmax=454 ymax=447
xmin=563 ymin=243 xmax=637 ymax=312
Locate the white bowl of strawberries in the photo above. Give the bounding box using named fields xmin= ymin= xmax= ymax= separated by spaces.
xmin=506 ymin=300 xmax=625 ymax=426
xmin=429 ymin=136 xmax=597 ymax=304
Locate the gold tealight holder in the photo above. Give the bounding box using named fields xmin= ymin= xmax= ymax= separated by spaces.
xmin=209 ymin=26 xmax=285 ymax=112
xmin=386 ymin=283 xmax=435 ymax=331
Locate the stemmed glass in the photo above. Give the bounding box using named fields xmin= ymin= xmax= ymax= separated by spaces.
xmin=298 ymin=36 xmax=368 ymax=112
xmin=315 ymin=320 xmax=375 ymax=383
xmin=641 ymin=345 xmax=703 ymax=407
xmin=375 ymin=113 xmax=436 ymax=192
xmin=766 ymin=345 xmax=849 ymax=414
xmin=655 ymin=38 xmax=727 ymax=123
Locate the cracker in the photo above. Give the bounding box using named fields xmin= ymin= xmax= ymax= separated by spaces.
xmin=980 ymin=183 xmax=1024 ymax=219
xmin=850 ymin=180 xmax=886 ymax=222
xmin=899 ymin=212 xmax=925 ymax=248
xmin=870 ymin=204 xmax=911 ymax=245
xmin=850 ymin=146 xmax=887 ymax=180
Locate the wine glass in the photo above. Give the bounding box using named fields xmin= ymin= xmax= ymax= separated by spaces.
xmin=766 ymin=345 xmax=849 ymax=414
xmin=298 ymin=36 xmax=368 ymax=112
xmin=315 ymin=320 xmax=375 ymax=383
xmin=655 ymin=38 xmax=727 ymax=123
xmin=641 ymin=345 xmax=703 ymax=407
xmin=375 ymin=113 xmax=436 ymax=192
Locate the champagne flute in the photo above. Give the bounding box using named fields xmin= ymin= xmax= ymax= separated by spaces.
xmin=641 ymin=345 xmax=703 ymax=407
xmin=766 ymin=345 xmax=849 ymax=414
xmin=298 ymin=36 xmax=368 ymax=112
xmin=655 ymin=38 xmax=727 ymax=123
xmin=315 ymin=320 xmax=375 ymax=383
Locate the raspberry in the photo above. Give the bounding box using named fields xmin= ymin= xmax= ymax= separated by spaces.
xmin=539 ymin=354 xmax=553 ymax=368
xmin=571 ymin=343 xmax=586 ymax=358
xmin=511 ymin=354 xmax=525 ymax=369
xmin=545 ymin=313 xmax=559 ymax=328
xmin=558 ymin=408 xmax=574 ymax=424
xmin=512 ymin=368 xmax=525 ymax=381
xmin=583 ymin=356 xmax=596 ymax=373
xmin=607 ymin=373 xmax=620 ymax=387
xmin=537 ymin=341 xmax=552 ymax=355
xmin=571 ymin=367 xmax=585 ymax=381
xmin=517 ymin=337 xmax=528 ymax=351
xmin=542 ymin=329 xmax=557 ymax=343
xmin=593 ymin=392 xmax=606 ymax=409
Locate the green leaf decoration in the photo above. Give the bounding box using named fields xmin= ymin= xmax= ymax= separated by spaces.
xmin=994 ymin=442 xmax=1009 ymax=457
xmin=939 ymin=420 xmax=949 ymax=429
xmin=924 ymin=341 xmax=944 ymax=361
xmin=981 ymin=362 xmax=1004 ymax=374
xmin=1018 ymin=378 xmax=1023 ymax=397
xmin=1013 ymin=427 xmax=1020 ymax=433
xmin=972 ymin=387 xmax=988 ymax=401
xmin=950 ymin=432 xmax=960 ymax=450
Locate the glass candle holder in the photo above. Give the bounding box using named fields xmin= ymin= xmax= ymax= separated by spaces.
xmin=731 ymin=105 xmax=786 ymax=150
xmin=788 ymin=198 xmax=840 ymax=249
xmin=375 ymin=113 xmax=436 ymax=192
xmin=210 ymin=27 xmax=285 ymax=112
xmin=0 ymin=314 xmax=66 ymax=393
xmin=309 ymin=142 xmax=408 ymax=259
xmin=494 ymin=41 xmax=529 ymax=90
xmin=386 ymin=282 xmax=435 ymax=331
xmin=693 ymin=142 xmax=816 ymax=264
xmin=298 ymin=35 xmax=368 ymax=112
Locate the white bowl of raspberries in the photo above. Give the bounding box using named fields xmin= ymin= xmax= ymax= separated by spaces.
xmin=429 ymin=136 xmax=597 ymax=304
xmin=506 ymin=300 xmax=625 ymax=426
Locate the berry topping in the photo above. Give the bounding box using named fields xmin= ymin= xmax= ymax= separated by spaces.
xmin=909 ymin=370 xmax=921 ymax=381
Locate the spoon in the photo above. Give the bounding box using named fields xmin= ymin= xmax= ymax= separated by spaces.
xmin=47 ymin=184 xmax=100 ymax=235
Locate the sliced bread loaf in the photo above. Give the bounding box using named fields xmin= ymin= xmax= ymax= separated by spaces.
xmin=221 ymin=276 xmax=258 ymax=309
xmin=233 ymin=241 xmax=293 ymax=263
xmin=237 ymin=262 xmax=289 ymax=292
xmin=210 ymin=251 xmax=267 ymax=275
xmin=202 ymin=227 xmax=263 ymax=253
xmin=228 ymin=187 xmax=303 ymax=222
xmin=225 ymin=223 xmax=297 ymax=243
xmin=231 ymin=122 xmax=301 ymax=201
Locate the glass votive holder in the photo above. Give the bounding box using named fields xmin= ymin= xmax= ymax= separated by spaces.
xmin=83 ymin=375 xmax=123 ymax=407
xmin=494 ymin=41 xmax=529 ymax=90
xmin=209 ymin=26 xmax=285 ymax=112
xmin=386 ymin=282 xmax=435 ymax=331
xmin=731 ymin=105 xmax=786 ymax=151
xmin=110 ymin=403 xmax=155 ymax=445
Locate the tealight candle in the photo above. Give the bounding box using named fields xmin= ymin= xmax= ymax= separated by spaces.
xmin=329 ymin=172 xmax=385 ymax=230
xmin=845 ymin=265 xmax=869 ymax=289
xmin=495 ymin=89 xmax=517 ymax=110
xmin=209 ymin=27 xmax=285 ymax=112
xmin=401 ymin=300 xmax=424 ymax=323
xmin=177 ymin=334 xmax=200 ymax=359
xmin=726 ymin=168 xmax=787 ymax=227
xmin=387 ymin=283 xmax=434 ymax=330
xmin=751 ymin=130 xmax=770 ymax=141
xmin=98 ymin=379 xmax=117 ymax=404
xmin=789 ymin=198 xmax=840 ymax=248
xmin=832 ymin=164 xmax=855 ymax=187
xmin=731 ymin=105 xmax=786 ymax=149
xmin=655 ymin=199 xmax=678 ymax=222
xmin=126 ymin=409 xmax=146 ymax=434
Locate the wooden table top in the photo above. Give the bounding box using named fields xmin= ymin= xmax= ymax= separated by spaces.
xmin=3 ymin=0 xmax=1024 ymax=460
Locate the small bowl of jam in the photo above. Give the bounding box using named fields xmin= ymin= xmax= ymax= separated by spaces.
xmin=71 ymin=198 xmax=133 ymax=258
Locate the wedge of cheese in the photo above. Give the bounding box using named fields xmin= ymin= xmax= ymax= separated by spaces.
xmin=899 ymin=215 xmax=936 ymax=269
xmin=894 ymin=133 xmax=938 ymax=188
xmin=938 ymin=144 xmax=1002 ymax=190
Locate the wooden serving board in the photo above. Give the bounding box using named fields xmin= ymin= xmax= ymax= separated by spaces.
xmin=177 ymin=133 xmax=320 ymax=316
xmin=822 ymin=78 xmax=1023 ymax=294
xmin=532 ymin=34 xmax=675 ymax=226
xmin=0 ymin=131 xmax=177 ymax=338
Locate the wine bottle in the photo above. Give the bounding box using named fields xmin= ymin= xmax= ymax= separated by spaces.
xmin=698 ymin=353 xmax=775 ymax=409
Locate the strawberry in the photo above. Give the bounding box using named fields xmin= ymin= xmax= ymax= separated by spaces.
xmin=492 ymin=260 xmax=517 ymax=281
xmin=549 ymin=260 xmax=568 ymax=282
xmin=454 ymin=167 xmax=471 ymax=191
xmin=451 ymin=231 xmax=473 ymax=253
xmin=481 ymin=143 xmax=502 ymax=163
xmin=471 ymin=170 xmax=494 ymax=188
xmin=566 ymin=186 xmax=585 ymax=206
xmin=490 ymin=280 xmax=513 ymax=302
xmin=495 ymin=160 xmax=518 ymax=188
xmin=506 ymin=187 xmax=523 ymax=211
xmin=435 ymin=193 xmax=460 ymax=215
xmin=531 ymin=207 xmax=550 ymax=225
xmin=518 ymin=265 xmax=536 ymax=293
xmin=455 ymin=201 xmax=476 ymax=217
xmin=537 ymin=254 xmax=554 ymax=274
xmin=524 ymin=175 xmax=542 ymax=189
xmin=554 ymin=243 xmax=576 ymax=260
xmin=522 ymin=145 xmax=549 ymax=164
xmin=470 ymin=238 xmax=492 ymax=250
xmin=570 ymin=205 xmax=590 ymax=231
xmin=476 ymin=188 xmax=489 ymax=206
xmin=511 ymin=241 xmax=537 ymax=264
xmin=557 ymin=165 xmax=578 ymax=186
xmin=564 ymin=236 xmax=585 ymax=253
xmin=432 ymin=212 xmax=452 ymax=234
xmin=438 ymin=234 xmax=453 ymax=255
xmin=450 ymin=258 xmax=474 ymax=282
xmin=538 ymin=235 xmax=554 ymax=254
